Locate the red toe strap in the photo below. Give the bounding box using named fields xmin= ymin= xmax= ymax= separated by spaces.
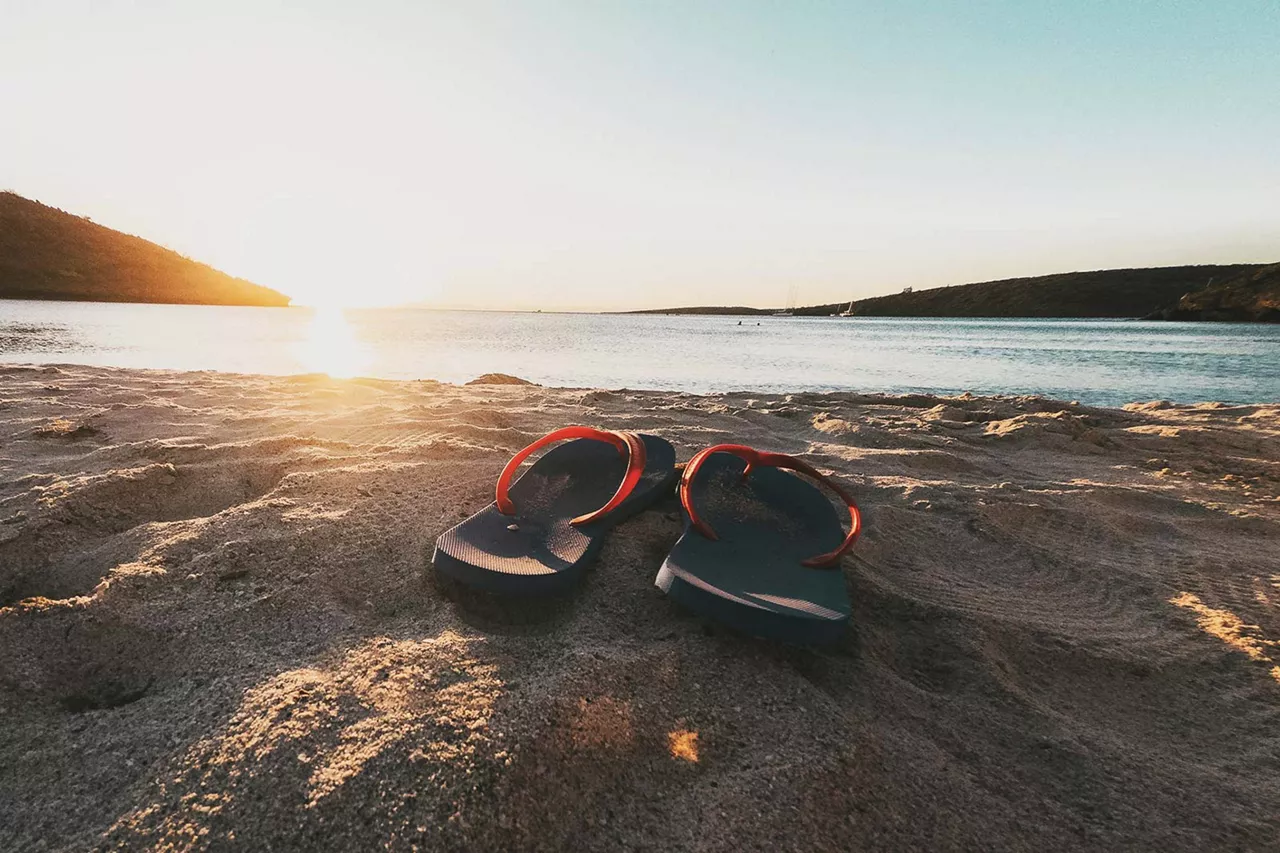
xmin=496 ymin=426 xmax=647 ymax=526
xmin=679 ymin=444 xmax=861 ymax=568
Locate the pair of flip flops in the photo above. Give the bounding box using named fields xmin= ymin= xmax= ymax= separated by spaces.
xmin=432 ymin=426 xmax=862 ymax=644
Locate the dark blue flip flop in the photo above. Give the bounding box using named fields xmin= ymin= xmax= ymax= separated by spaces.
xmin=655 ymin=444 xmax=862 ymax=645
xmin=433 ymin=426 xmax=677 ymax=595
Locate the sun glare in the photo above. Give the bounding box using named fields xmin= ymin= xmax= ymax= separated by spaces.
xmin=297 ymin=306 xmax=371 ymax=378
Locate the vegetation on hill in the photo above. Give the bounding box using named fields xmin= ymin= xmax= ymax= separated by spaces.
xmin=0 ymin=192 xmax=289 ymax=306
xmin=823 ymin=265 xmax=1265 ymax=320
xmin=1156 ymin=263 xmax=1280 ymax=322
xmin=633 ymin=264 xmax=1274 ymax=320
xmin=629 ymin=305 xmax=771 ymax=316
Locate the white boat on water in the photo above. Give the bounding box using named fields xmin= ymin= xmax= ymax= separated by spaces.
xmin=837 ymin=300 xmax=855 ymax=317
xmin=773 ymin=285 xmax=799 ymax=316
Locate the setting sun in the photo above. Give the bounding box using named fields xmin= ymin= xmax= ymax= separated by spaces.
xmin=296 ymin=306 xmax=371 ymax=378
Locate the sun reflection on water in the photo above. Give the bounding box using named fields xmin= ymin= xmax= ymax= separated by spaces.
xmin=298 ymin=306 xmax=371 ymax=378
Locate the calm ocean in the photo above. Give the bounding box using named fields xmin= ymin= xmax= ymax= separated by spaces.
xmin=1 ymin=300 xmax=1276 ymax=407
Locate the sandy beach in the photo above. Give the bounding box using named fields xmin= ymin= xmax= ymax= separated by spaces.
xmin=1 ymin=363 xmax=1278 ymax=851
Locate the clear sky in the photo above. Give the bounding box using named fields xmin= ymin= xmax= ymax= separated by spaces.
xmin=3 ymin=1 xmax=1278 ymax=309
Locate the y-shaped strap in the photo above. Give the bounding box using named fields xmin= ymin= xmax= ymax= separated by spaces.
xmin=496 ymin=426 xmax=647 ymax=526
xmin=679 ymin=443 xmax=861 ymax=567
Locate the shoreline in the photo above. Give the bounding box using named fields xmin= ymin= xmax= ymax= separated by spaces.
xmin=2 ymin=360 xmax=1276 ymax=412
xmin=2 ymin=364 xmax=1278 ymax=850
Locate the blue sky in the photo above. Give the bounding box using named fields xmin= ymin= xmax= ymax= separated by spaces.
xmin=2 ymin=1 xmax=1277 ymax=308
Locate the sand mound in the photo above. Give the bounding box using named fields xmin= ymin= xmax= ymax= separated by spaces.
xmin=1 ymin=365 xmax=1278 ymax=851
xmin=465 ymin=373 xmax=538 ymax=386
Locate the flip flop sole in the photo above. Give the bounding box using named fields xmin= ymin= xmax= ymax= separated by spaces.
xmin=655 ymin=452 xmax=852 ymax=644
xmin=433 ymin=433 xmax=676 ymax=595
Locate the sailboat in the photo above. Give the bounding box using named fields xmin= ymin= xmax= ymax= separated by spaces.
xmin=837 ymin=300 xmax=855 ymax=317
xmin=773 ymin=284 xmax=799 ymax=316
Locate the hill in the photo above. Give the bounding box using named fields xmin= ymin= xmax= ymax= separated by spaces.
xmin=635 ymin=264 xmax=1274 ymax=320
xmin=823 ymin=264 xmax=1266 ymax=319
xmin=629 ymin=305 xmax=771 ymax=316
xmin=1156 ymin=262 xmax=1280 ymax=322
xmin=0 ymin=192 xmax=289 ymax=306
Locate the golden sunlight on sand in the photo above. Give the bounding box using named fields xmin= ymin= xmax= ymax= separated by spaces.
xmin=106 ymin=634 xmax=501 ymax=845
xmin=1169 ymin=592 xmax=1280 ymax=683
xmin=667 ymin=729 xmax=699 ymax=763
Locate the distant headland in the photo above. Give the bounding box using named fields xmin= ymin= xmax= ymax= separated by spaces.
xmin=631 ymin=263 xmax=1280 ymax=323
xmin=4 ymin=188 xmax=1276 ymax=320
xmin=0 ymin=192 xmax=290 ymax=307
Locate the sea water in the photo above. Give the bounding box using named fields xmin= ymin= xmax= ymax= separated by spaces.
xmin=1 ymin=300 xmax=1276 ymax=407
